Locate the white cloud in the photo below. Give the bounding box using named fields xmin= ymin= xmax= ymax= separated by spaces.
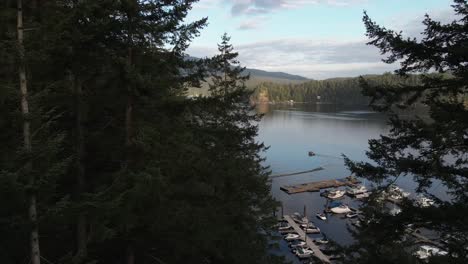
xmin=188 ymin=37 xmax=397 ymax=79
xmin=228 ymin=0 xmax=366 ymax=16
xmin=238 ymin=20 xmax=261 ymax=30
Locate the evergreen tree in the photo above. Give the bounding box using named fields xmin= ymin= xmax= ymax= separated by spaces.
xmin=344 ymin=1 xmax=468 ymax=263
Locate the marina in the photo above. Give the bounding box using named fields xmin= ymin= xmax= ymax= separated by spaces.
xmin=283 ymin=215 xmax=331 ymax=263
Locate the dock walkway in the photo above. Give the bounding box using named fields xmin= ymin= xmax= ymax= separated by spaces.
xmin=283 ymin=215 xmax=330 ymax=263
xmin=281 ymin=176 xmax=360 ymax=194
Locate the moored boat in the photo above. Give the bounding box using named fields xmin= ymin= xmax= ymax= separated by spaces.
xmin=330 ymin=204 xmax=352 ymax=214
xmin=346 ymin=212 xmax=358 ymax=218
xmin=347 ymin=185 xmax=368 ymax=195
xmin=316 ymin=213 xmax=327 ymax=221
xmin=415 ymin=195 xmax=435 ymax=208
xmin=326 ymin=189 xmax=346 ymax=199
xmin=294 ymin=247 xmax=314 ymax=259
xmin=284 ymin=233 xmax=300 ymax=241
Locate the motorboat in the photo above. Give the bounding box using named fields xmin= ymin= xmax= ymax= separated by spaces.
xmin=314 ymin=237 xmax=329 ymax=244
xmin=289 ymin=240 xmax=306 ymax=249
xmin=292 ymin=212 xmax=309 ymax=225
xmin=303 ymin=226 xmax=321 ymax=234
xmin=347 ymin=185 xmax=368 ymax=195
xmin=330 ymin=204 xmax=352 ymax=214
xmin=355 ymin=192 xmax=370 ymax=199
xmin=308 ymin=151 xmax=315 ymax=157
xmin=415 ymin=195 xmax=435 ymax=208
xmin=346 ymin=212 xmax=358 ymax=218
xmin=278 ymin=224 xmax=291 ymax=231
xmin=295 ymin=247 xmax=314 ymax=259
xmin=284 ymin=233 xmax=300 ymax=241
xmin=413 ymin=245 xmax=448 ymax=259
xmin=300 ymin=222 xmax=320 ymax=234
xmin=316 ymin=213 xmax=327 ymax=221
xmin=279 ymin=228 xmax=294 ymax=234
xmin=387 ymin=185 xmax=410 ymax=200
xmin=326 ymin=189 xmax=346 ymax=199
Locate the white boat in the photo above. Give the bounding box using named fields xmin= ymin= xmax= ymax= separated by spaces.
xmin=303 ymin=227 xmax=321 ymax=234
xmin=326 ymin=189 xmax=346 ymax=199
xmin=415 ymin=196 xmax=435 ymax=208
xmin=284 ymin=233 xmax=300 ymax=241
xmin=330 ymin=205 xmax=352 ymax=214
xmin=295 ymin=247 xmax=314 ymax=259
xmin=292 ymin=212 xmax=309 ymax=225
xmin=387 ymin=185 xmax=410 ymax=200
xmin=314 ymin=238 xmax=329 ymax=244
xmin=316 ymin=213 xmax=327 ymax=221
xmin=413 ymin=245 xmax=448 ymax=259
xmin=346 ymin=212 xmax=358 ymax=218
xmin=347 ymin=185 xmax=368 ymax=195
xmin=300 ymin=222 xmax=321 ymax=234
xmin=355 ymin=192 xmax=370 ymax=199
xmin=289 ymin=240 xmax=306 ymax=249
xmin=278 ymin=224 xmax=291 ymax=231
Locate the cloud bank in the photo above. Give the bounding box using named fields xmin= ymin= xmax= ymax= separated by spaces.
xmin=228 ymin=0 xmax=365 ymax=16
xmin=188 ymin=38 xmax=397 ymax=79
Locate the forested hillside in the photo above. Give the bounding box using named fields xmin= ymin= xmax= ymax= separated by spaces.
xmin=252 ymin=73 xmax=422 ymax=104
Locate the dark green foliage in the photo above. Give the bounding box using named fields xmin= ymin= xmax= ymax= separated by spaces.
xmin=1 ymin=1 xmax=279 ymax=264
xmin=344 ymin=1 xmax=468 ymax=263
xmin=252 ymin=73 xmax=421 ymax=105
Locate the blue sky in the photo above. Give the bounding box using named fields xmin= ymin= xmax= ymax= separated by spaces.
xmin=185 ymin=0 xmax=457 ymax=79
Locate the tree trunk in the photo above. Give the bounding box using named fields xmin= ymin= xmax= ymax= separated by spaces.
xmin=126 ymin=245 xmax=135 ymax=264
xmin=17 ymin=1 xmax=41 ymax=264
xmin=71 ymin=73 xmax=87 ymax=262
xmin=125 ymin=5 xmax=135 ymax=264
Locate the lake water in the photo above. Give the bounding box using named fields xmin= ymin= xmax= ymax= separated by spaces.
xmin=256 ymin=103 xmax=446 ymax=263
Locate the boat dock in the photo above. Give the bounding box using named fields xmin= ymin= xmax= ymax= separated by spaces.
xmin=281 ymin=176 xmax=360 ymax=194
xmin=283 ymin=215 xmax=331 ymax=263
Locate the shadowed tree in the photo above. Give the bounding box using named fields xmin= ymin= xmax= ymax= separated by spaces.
xmin=344 ymin=1 xmax=468 ymax=263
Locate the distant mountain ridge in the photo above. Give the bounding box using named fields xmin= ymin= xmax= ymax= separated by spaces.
xmin=243 ymin=68 xmax=309 ymax=81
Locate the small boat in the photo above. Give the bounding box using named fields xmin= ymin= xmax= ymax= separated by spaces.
xmin=278 ymin=224 xmax=291 ymax=231
xmin=295 ymin=247 xmax=314 ymax=259
xmin=387 ymin=185 xmax=410 ymax=200
xmin=284 ymin=233 xmax=300 ymax=241
xmin=346 ymin=212 xmax=358 ymax=218
xmin=326 ymin=189 xmax=346 ymax=199
xmin=300 ymin=222 xmax=321 ymax=234
xmin=303 ymin=227 xmax=321 ymax=234
xmin=289 ymin=240 xmax=306 ymax=249
xmin=347 ymin=185 xmax=368 ymax=195
xmin=314 ymin=237 xmax=329 ymax=244
xmin=355 ymin=192 xmax=370 ymax=199
xmin=413 ymin=245 xmax=448 ymax=259
xmin=308 ymin=151 xmax=315 ymax=157
xmin=330 ymin=205 xmax=352 ymax=214
xmin=415 ymin=195 xmax=435 ymax=208
xmin=279 ymin=228 xmax=294 ymax=234
xmin=292 ymin=212 xmax=309 ymax=225
xmin=316 ymin=213 xmax=327 ymax=221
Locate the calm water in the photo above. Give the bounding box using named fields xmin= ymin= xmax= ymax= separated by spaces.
xmin=257 ymin=103 xmax=446 ymax=262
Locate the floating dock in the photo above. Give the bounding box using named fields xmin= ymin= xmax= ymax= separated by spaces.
xmin=280 ymin=176 xmax=360 ymax=194
xmin=283 ymin=215 xmax=330 ymax=263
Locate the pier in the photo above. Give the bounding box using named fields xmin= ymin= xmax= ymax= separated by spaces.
xmin=280 ymin=176 xmax=360 ymax=194
xmin=283 ymin=215 xmax=331 ymax=263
